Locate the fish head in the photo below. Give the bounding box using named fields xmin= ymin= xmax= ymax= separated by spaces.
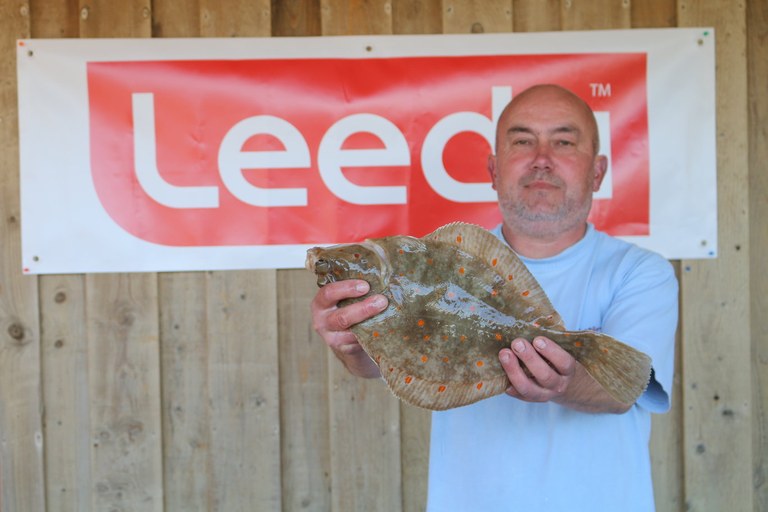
xmin=305 ymin=242 xmax=388 ymax=291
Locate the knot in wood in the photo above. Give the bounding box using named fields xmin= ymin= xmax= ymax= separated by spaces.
xmin=7 ymin=323 xmax=26 ymax=343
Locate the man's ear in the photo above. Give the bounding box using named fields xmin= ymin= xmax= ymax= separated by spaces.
xmin=487 ymin=154 xmax=498 ymax=190
xmin=592 ymin=155 xmax=608 ymax=192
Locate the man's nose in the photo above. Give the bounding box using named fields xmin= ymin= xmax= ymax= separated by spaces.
xmin=531 ymin=144 xmax=554 ymax=170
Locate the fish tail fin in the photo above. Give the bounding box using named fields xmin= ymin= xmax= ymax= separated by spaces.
xmin=552 ymin=331 xmax=652 ymax=405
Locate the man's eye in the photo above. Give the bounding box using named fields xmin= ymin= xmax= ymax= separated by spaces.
xmin=555 ymin=139 xmax=575 ymax=146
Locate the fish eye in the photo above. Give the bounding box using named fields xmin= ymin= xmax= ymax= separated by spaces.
xmin=315 ymin=259 xmax=330 ymax=272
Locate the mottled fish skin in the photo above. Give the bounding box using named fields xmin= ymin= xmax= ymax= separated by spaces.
xmin=306 ymin=222 xmax=652 ymax=411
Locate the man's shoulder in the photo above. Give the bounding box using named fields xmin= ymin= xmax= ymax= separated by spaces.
xmin=590 ymin=228 xmax=676 ymax=284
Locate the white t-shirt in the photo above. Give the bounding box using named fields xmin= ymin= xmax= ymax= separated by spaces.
xmin=426 ymin=224 xmax=678 ymax=512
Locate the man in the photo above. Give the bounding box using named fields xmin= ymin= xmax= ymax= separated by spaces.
xmin=311 ymin=84 xmax=678 ymax=510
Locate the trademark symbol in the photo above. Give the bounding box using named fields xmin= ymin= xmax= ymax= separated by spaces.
xmin=589 ymin=83 xmax=612 ymax=97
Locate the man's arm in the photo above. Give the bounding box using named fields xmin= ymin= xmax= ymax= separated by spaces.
xmin=310 ymin=279 xmax=388 ymax=378
xmin=499 ymin=336 xmax=632 ymax=414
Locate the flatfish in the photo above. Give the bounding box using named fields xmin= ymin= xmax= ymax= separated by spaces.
xmin=306 ymin=222 xmax=651 ymax=411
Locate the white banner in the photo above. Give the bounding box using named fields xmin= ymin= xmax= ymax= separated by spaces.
xmin=17 ymin=29 xmax=717 ymax=274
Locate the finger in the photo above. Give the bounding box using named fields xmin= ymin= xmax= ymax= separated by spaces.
xmin=509 ymin=338 xmax=553 ymax=378
xmin=499 ymin=346 xmax=542 ymax=399
xmin=322 ymin=294 xmax=388 ymax=332
xmin=531 ymin=336 xmax=576 ymax=377
xmin=312 ymin=280 xmax=371 ymax=310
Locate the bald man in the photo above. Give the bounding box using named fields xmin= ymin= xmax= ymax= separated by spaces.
xmin=310 ymin=84 xmax=678 ymax=511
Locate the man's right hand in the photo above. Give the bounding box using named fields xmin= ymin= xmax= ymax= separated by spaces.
xmin=310 ymin=279 xmax=388 ymax=378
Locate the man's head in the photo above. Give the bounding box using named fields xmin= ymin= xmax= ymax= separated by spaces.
xmin=488 ymin=84 xmax=608 ymax=245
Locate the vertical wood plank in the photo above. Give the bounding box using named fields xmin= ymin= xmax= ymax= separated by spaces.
xmin=392 ymin=0 xmax=442 ymax=34
xmin=387 ymin=6 xmax=442 ymax=510
xmin=86 ymin=274 xmax=163 ymax=512
xmin=678 ymin=1 xmax=753 ymax=510
xmin=442 ymin=0 xmax=512 ymax=33
xmin=386 ymin=5 xmax=440 ymax=511
xmin=158 ymin=273 xmax=212 ymax=512
xmin=631 ymin=0 xmax=677 ymax=28
xmin=399 ymin=402 xmax=431 ymax=512
xmin=277 ymin=270 xmax=331 ymax=512
xmin=78 ymin=3 xmax=163 ymax=512
xmin=206 ymin=270 xmax=281 ymax=510
xmin=41 ymin=276 xmax=91 ymax=512
xmin=194 ymin=3 xmax=282 ymax=510
xmin=320 ymin=0 xmax=393 ymax=35
xmin=30 ymin=0 xmax=80 ymax=37
xmin=31 ymin=5 xmax=88 ymax=512
xmin=152 ymin=0 xmax=200 ymax=37
xmin=269 ymin=7 xmax=327 ymax=510
xmin=149 ymin=3 xmax=214 ymax=511
xmin=200 ymin=0 xmax=271 ymax=36
xmin=560 ymin=0 xmax=631 ymax=30
xmin=512 ymin=0 xmax=561 ymax=32
xmin=385 ymin=7 xmax=444 ymax=511
xmin=271 ymin=0 xmax=322 ymax=36
xmin=320 ymin=3 xmax=402 ymax=509
xmin=78 ymin=0 xmax=152 ymax=37
xmin=748 ymin=0 xmax=768 ymax=509
xmin=0 ymin=3 xmax=44 ymax=511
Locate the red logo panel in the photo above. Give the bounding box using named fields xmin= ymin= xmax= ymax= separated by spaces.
xmin=87 ymin=53 xmax=648 ymax=246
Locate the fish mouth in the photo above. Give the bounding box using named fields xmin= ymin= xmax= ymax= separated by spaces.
xmin=305 ymin=248 xmax=334 ymax=286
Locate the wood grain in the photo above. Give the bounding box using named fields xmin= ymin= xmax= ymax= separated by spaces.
xmin=1 ymin=1 xmax=764 ymax=511
xmin=0 ymin=3 xmax=44 ymax=512
xmin=678 ymin=1 xmax=753 ymax=510
xmin=443 ymin=0 xmax=512 ymax=33
xmin=748 ymin=0 xmax=768 ymax=509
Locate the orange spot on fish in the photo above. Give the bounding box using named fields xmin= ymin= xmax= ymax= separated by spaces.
xmin=353 ymin=253 xmax=360 ymax=259
xmin=438 ymin=385 xmax=446 ymax=393
xmin=491 ymin=290 xmax=498 ymax=296
xmin=476 ymin=360 xmax=484 ymax=367
xmin=507 ymin=274 xmax=514 ymax=281
xmin=574 ymin=341 xmax=583 ymax=348
xmin=389 ymin=367 xmax=394 ymax=373
xmin=442 ymin=335 xmax=449 ymax=341
xmin=602 ymin=348 xmax=609 ymax=354
xmin=456 ymin=235 xmax=463 ymax=243
xmin=476 ymin=382 xmax=484 ymax=390
xmin=460 ymin=335 xmax=467 ymax=342
xmin=521 ymin=290 xmax=530 ymax=297
xmin=399 ymin=249 xmax=405 ymax=255
xmin=447 ymin=291 xmax=456 ymax=299
xmin=373 ymin=331 xmax=380 ymax=338
xmin=421 ymin=355 xmax=428 ymax=363
xmin=442 ymin=357 xmax=450 ymax=363
xmin=427 ymin=258 xmax=433 ymax=265
xmin=458 ymin=267 xmax=465 ymax=274
xmin=495 ymin=333 xmax=502 ymax=341
xmin=405 ymin=376 xmax=413 ymax=384
xmin=423 ymin=335 xmax=431 ymax=341
xmin=492 ymin=258 xmax=498 ymax=266
xmin=418 ymin=319 xmax=425 ymax=327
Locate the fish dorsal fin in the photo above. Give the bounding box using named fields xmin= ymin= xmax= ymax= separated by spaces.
xmin=424 ymin=222 xmax=564 ymax=329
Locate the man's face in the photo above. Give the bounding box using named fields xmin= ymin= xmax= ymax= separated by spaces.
xmin=488 ymin=87 xmax=607 ymax=239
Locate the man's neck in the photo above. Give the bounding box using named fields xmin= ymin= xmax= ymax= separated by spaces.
xmin=501 ymin=222 xmax=588 ymax=259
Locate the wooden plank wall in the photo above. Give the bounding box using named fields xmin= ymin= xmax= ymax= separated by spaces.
xmin=0 ymin=0 xmax=763 ymax=510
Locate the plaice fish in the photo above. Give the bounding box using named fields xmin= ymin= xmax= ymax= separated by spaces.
xmin=306 ymin=222 xmax=652 ymax=411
